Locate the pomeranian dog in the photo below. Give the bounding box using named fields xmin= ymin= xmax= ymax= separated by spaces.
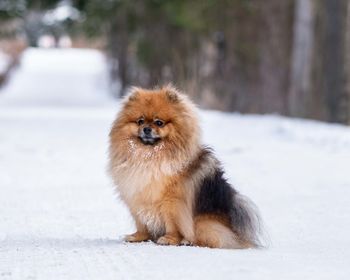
xmin=109 ymin=85 xmax=262 ymax=249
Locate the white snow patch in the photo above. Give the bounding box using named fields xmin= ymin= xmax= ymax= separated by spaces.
xmin=0 ymin=48 xmax=113 ymax=107
xmin=0 ymin=51 xmax=11 ymax=74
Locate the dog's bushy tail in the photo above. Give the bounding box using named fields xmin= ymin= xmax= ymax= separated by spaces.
xmin=230 ymin=193 xmax=266 ymax=248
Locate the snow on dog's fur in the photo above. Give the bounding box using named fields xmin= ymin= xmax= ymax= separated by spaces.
xmin=108 ymin=85 xmax=263 ymax=248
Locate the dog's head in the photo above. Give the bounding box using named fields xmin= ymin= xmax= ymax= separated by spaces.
xmin=111 ymin=85 xmax=200 ymax=153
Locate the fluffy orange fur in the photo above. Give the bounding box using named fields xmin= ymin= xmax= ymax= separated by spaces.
xmin=108 ymin=85 xmax=259 ymax=248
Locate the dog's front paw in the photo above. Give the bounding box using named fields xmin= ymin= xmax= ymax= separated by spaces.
xmin=157 ymin=235 xmax=181 ymax=246
xmin=125 ymin=232 xmax=150 ymax=243
xmin=180 ymin=238 xmax=192 ymax=246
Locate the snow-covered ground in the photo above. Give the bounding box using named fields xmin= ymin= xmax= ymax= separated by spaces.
xmin=0 ymin=51 xmax=12 ymax=75
xmin=0 ymin=48 xmax=350 ymax=280
xmin=0 ymin=48 xmax=111 ymax=107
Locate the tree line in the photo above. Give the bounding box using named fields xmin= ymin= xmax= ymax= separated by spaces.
xmin=2 ymin=0 xmax=350 ymax=124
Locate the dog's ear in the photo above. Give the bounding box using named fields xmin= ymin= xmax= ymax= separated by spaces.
xmin=164 ymin=85 xmax=179 ymax=103
xmin=125 ymin=86 xmax=140 ymax=102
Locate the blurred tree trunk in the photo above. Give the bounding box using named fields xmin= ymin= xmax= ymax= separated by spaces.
xmin=258 ymin=0 xmax=294 ymax=114
xmin=346 ymin=1 xmax=350 ymax=124
xmin=109 ymin=13 xmax=129 ymax=97
xmin=312 ymin=0 xmax=349 ymax=123
xmin=288 ymin=0 xmax=315 ymax=118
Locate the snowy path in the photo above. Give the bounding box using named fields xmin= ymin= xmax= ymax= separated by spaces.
xmin=1 ymin=48 xmax=350 ymax=280
xmin=0 ymin=48 xmax=111 ymax=107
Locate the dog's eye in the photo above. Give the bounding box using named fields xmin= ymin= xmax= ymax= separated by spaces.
xmin=154 ymin=120 xmax=164 ymax=127
xmin=137 ymin=118 xmax=144 ymax=125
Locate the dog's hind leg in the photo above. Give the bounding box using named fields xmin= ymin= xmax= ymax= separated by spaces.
xmin=194 ymin=215 xmax=250 ymax=249
xmin=157 ymin=199 xmax=194 ymax=246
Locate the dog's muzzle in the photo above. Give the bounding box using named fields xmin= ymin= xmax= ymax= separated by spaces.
xmin=139 ymin=127 xmax=160 ymax=145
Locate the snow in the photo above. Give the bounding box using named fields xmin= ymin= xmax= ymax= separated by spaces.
xmin=1 ymin=48 xmax=350 ymax=280
xmin=43 ymin=3 xmax=80 ymax=24
xmin=0 ymin=51 xmax=11 ymax=74
xmin=0 ymin=48 xmax=110 ymax=107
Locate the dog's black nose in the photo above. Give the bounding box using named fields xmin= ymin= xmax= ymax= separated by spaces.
xmin=143 ymin=127 xmax=152 ymax=135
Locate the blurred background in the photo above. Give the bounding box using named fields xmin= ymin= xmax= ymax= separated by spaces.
xmin=1 ymin=0 xmax=350 ymax=124
xmin=1 ymin=2 xmax=350 ymax=278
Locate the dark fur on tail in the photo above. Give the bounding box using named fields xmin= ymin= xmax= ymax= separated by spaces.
xmin=230 ymin=193 xmax=263 ymax=247
xmin=195 ymin=149 xmax=263 ymax=247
